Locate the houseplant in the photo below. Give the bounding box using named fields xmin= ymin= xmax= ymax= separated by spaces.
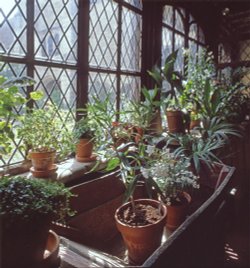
xmin=167 ymin=116 xmax=242 ymax=175
xmin=18 ymin=104 xmax=73 ymax=177
xmin=148 ymin=49 xmax=186 ymax=133
xmin=73 ymin=116 xmax=95 ymax=162
xmin=0 ymin=175 xmax=74 ymax=267
xmin=140 ymin=146 xmax=199 ymax=230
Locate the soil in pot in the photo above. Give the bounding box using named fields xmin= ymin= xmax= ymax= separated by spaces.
xmin=166 ymin=192 xmax=191 ymax=231
xmin=115 ymin=199 xmax=167 ymax=265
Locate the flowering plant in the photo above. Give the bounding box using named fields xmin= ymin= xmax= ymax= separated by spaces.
xmin=141 ymin=146 xmax=199 ymax=205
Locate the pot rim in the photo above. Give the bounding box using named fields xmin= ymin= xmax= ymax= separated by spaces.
xmin=114 ymin=198 xmax=167 ymax=229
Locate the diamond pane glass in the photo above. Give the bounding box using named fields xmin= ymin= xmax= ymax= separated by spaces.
xmin=89 ymin=0 xmax=118 ymax=68
xmin=120 ymin=75 xmax=140 ymax=111
xmin=163 ymin=5 xmax=173 ymax=26
xmin=198 ymin=26 xmax=205 ymax=44
xmin=162 ymin=28 xmax=173 ymax=65
xmin=121 ymin=7 xmax=142 ymax=71
xmin=189 ymin=40 xmax=197 ymax=63
xmin=174 ymin=34 xmax=184 ymax=72
xmin=34 ymin=0 xmax=78 ymax=63
xmin=239 ymin=40 xmax=250 ymax=61
xmin=218 ymin=43 xmax=231 ymax=64
xmin=123 ymin=0 xmax=142 ymax=10
xmin=0 ymin=0 xmax=27 ymax=56
xmin=175 ymin=9 xmax=184 ymax=33
xmin=88 ymin=72 xmax=117 ymax=109
xmin=34 ymin=66 xmax=77 ymax=115
xmin=189 ymin=22 xmax=198 ymax=40
xmin=0 ymin=62 xmax=27 ymax=167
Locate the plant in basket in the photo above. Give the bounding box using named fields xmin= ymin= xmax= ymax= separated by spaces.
xmin=140 ymin=146 xmax=199 ymax=230
xmin=0 ymin=176 xmax=74 ymax=268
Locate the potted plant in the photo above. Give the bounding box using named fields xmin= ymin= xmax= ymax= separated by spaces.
xmin=73 ymin=116 xmax=95 ymax=162
xmin=18 ymin=104 xmax=73 ymax=178
xmin=140 ymin=146 xmax=199 ymax=230
xmin=0 ymin=175 xmax=74 ymax=268
xmin=148 ymin=50 xmax=185 ymax=134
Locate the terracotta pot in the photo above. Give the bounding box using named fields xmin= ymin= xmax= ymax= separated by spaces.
xmin=166 ymin=110 xmax=184 ymax=133
xmin=76 ymin=138 xmax=94 ymax=162
xmin=148 ymin=110 xmax=163 ymax=135
xmin=115 ymin=199 xmax=167 ymax=265
xmin=2 ymin=215 xmax=52 ymax=268
xmin=166 ymin=192 xmax=191 ymax=230
xmin=29 ymin=150 xmax=56 ymax=171
xmin=190 ymin=119 xmax=200 ymax=130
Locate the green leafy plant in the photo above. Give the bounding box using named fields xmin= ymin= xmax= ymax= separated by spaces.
xmin=73 ymin=116 xmax=94 ymax=141
xmin=0 ymin=75 xmax=42 ymax=155
xmin=18 ymin=104 xmax=74 ymax=160
xmin=148 ymin=49 xmax=185 ymax=111
xmin=140 ymin=146 xmax=199 ymax=205
xmin=0 ymin=176 xmax=75 ymax=223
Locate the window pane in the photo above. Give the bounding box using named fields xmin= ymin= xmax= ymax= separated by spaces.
xmin=89 ymin=0 xmax=118 ymax=68
xmin=123 ymin=0 xmax=142 ymax=10
xmin=162 ymin=28 xmax=173 ymax=64
xmin=121 ymin=7 xmax=142 ymax=71
xmin=175 ymin=9 xmax=184 ymax=33
xmin=0 ymin=0 xmax=27 ymax=56
xmin=198 ymin=26 xmax=205 ymax=44
xmin=34 ymin=66 xmax=77 ymax=112
xmin=34 ymin=0 xmax=78 ymax=63
xmin=163 ymin=5 xmax=173 ymax=26
xmin=88 ymin=72 xmax=117 ymax=109
xmin=120 ymin=75 xmax=140 ymax=109
xmin=189 ymin=22 xmax=198 ymax=40
xmin=174 ymin=34 xmax=184 ymax=72
xmin=189 ymin=40 xmax=198 ymax=63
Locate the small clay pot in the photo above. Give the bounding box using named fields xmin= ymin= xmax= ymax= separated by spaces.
xmin=76 ymin=138 xmax=94 ymax=162
xmin=166 ymin=110 xmax=184 ymax=133
xmin=29 ymin=150 xmax=56 ymax=171
xmin=166 ymin=192 xmax=191 ymax=230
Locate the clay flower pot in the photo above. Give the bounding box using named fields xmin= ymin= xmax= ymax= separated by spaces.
xmin=166 ymin=192 xmax=191 ymax=230
xmin=190 ymin=119 xmax=201 ymax=130
xmin=166 ymin=110 xmax=184 ymax=133
xmin=115 ymin=199 xmax=167 ymax=265
xmin=29 ymin=150 xmax=57 ymax=178
xmin=76 ymin=138 xmax=95 ymax=162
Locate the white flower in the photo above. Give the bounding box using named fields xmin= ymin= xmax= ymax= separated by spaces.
xmin=146 ymin=145 xmax=155 ymax=156
xmin=140 ymin=167 xmax=150 ymax=179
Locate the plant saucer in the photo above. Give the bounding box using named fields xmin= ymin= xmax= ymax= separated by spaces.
xmin=76 ymin=154 xmax=97 ymax=163
xmin=30 ymin=164 xmax=58 ymax=178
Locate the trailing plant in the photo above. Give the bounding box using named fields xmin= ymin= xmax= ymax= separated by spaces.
xmin=0 ymin=176 xmax=75 ymax=223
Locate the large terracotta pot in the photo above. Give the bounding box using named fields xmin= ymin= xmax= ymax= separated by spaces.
xmin=76 ymin=138 xmax=94 ymax=162
xmin=115 ymin=199 xmax=167 ymax=265
xmin=166 ymin=192 xmax=191 ymax=230
xmin=166 ymin=110 xmax=184 ymax=133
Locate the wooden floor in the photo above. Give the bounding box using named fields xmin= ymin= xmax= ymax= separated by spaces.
xmin=223 ymin=189 xmax=250 ymax=268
